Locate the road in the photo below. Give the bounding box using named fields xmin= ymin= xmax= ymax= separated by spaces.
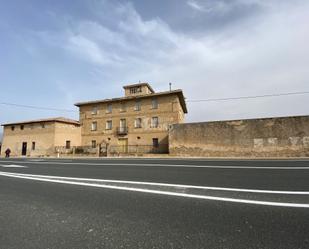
xmin=0 ymin=158 xmax=309 ymax=249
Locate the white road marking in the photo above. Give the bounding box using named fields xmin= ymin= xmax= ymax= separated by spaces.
xmin=3 ymin=172 xmax=309 ymax=195
xmin=27 ymin=157 xmax=309 ymax=162
xmin=0 ymin=164 xmax=28 ymax=168
xmin=0 ymin=160 xmax=308 ymax=169
xmin=0 ymin=171 xmax=308 ymax=208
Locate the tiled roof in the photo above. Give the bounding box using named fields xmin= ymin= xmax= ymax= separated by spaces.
xmin=2 ymin=117 xmax=80 ymax=126
xmin=75 ymin=89 xmax=188 ymax=113
xmin=123 ymin=82 xmax=155 ymax=93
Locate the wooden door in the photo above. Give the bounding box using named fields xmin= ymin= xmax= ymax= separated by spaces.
xmin=118 ymin=138 xmax=128 ymax=153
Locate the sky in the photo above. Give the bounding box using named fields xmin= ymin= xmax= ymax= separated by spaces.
xmin=1 ymin=0 xmax=309 ymax=136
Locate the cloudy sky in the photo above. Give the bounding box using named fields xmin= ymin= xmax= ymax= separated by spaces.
xmin=1 ymin=0 xmax=309 ymax=133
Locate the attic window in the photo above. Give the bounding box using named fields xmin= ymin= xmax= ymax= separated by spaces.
xmin=151 ymin=98 xmax=158 ymax=109
xmin=120 ymin=102 xmax=126 ymax=112
xmin=92 ymin=106 xmax=98 ymax=115
xmin=106 ymin=104 xmax=112 ymax=113
xmin=130 ymin=86 xmax=142 ymax=94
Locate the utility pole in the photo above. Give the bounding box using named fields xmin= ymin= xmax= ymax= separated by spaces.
xmin=169 ymin=82 xmax=172 ymax=91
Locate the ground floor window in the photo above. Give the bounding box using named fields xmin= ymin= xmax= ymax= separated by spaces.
xmin=91 ymin=140 xmax=97 ymax=148
xmin=32 ymin=142 xmax=36 ymax=150
xmin=66 ymin=140 xmax=71 ymax=149
xmin=152 ymin=138 xmax=159 ymax=148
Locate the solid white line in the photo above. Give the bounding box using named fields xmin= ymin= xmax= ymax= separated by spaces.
xmin=3 ymin=171 xmax=309 ymax=195
xmin=0 ymin=172 xmax=309 ymax=208
xmin=0 ymin=160 xmax=308 ymax=169
xmin=24 ymin=157 xmax=309 ymax=162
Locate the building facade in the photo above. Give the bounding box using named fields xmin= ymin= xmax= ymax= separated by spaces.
xmin=75 ymin=83 xmax=187 ymax=154
xmin=1 ymin=117 xmax=81 ymax=157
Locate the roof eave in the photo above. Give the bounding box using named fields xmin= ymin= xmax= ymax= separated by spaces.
xmin=1 ymin=119 xmax=80 ymax=127
xmin=75 ymin=89 xmax=188 ymax=113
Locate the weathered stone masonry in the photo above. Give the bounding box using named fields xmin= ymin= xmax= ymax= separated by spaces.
xmin=169 ymin=115 xmax=309 ymax=157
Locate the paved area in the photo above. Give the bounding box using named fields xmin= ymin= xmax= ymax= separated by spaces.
xmin=0 ymin=158 xmax=309 ymax=249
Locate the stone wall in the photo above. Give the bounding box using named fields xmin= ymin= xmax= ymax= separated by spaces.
xmin=169 ymin=115 xmax=309 ymax=157
xmin=54 ymin=122 xmax=81 ymax=147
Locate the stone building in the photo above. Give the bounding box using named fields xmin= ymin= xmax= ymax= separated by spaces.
xmin=75 ymin=83 xmax=187 ymax=154
xmin=1 ymin=117 xmax=81 ymax=157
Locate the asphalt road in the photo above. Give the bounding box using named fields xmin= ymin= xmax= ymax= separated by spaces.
xmin=0 ymin=158 xmax=309 ymax=249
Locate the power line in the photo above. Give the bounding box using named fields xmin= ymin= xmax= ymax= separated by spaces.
xmin=186 ymin=91 xmax=309 ymax=102
xmin=0 ymin=102 xmax=77 ymax=112
xmin=1 ymin=90 xmax=308 ymax=112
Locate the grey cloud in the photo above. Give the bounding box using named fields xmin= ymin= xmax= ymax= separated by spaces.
xmin=131 ymin=0 xmax=265 ymax=35
xmin=10 ymin=0 xmax=309 ymax=123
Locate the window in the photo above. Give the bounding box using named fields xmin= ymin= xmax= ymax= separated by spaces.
xmin=120 ymin=119 xmax=126 ymax=128
xmin=118 ymin=119 xmax=127 ymax=133
xmin=153 ymin=138 xmax=159 ymax=148
xmin=130 ymin=87 xmax=142 ymax=94
xmin=91 ymin=140 xmax=97 ymax=148
xmin=92 ymin=106 xmax=98 ymax=115
xmin=120 ymin=102 xmax=126 ymax=112
xmin=32 ymin=142 xmax=36 ymax=150
xmin=106 ymin=120 xmax=112 ymax=130
xmin=135 ymin=100 xmax=141 ymax=111
xmin=11 ymin=126 xmax=15 ymax=131
xmin=20 ymin=125 xmax=24 ymax=130
xmin=151 ymin=98 xmax=158 ymax=109
xmin=134 ymin=118 xmax=142 ymax=128
xmin=106 ymin=104 xmax=112 ymax=113
xmin=151 ymin=117 xmax=159 ymax=128
xmin=91 ymin=121 xmax=97 ymax=131
xmin=66 ymin=140 xmax=71 ymax=149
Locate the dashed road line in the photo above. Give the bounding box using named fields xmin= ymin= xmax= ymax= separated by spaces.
xmin=0 ymin=164 xmax=28 ymax=168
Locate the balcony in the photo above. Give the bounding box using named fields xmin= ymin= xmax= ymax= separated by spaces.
xmin=116 ymin=126 xmax=128 ymax=135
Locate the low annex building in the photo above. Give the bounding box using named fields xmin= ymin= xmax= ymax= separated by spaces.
xmin=75 ymin=83 xmax=187 ymax=154
xmin=1 ymin=117 xmax=81 ymax=157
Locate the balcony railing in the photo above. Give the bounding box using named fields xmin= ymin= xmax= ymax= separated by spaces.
xmin=116 ymin=126 xmax=128 ymax=135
